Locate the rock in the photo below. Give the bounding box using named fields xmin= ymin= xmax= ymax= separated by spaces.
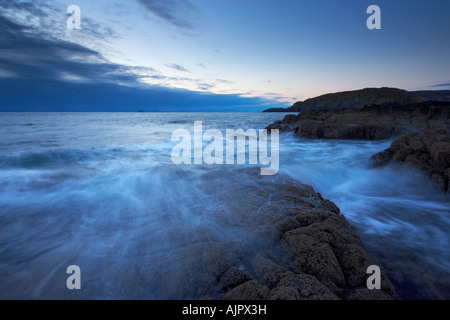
xmin=137 ymin=169 xmax=396 ymax=300
xmin=277 ymin=208 xmax=396 ymax=299
xmin=250 ymin=254 xmax=287 ymax=289
xmin=266 ymin=101 xmax=450 ymax=140
xmin=430 ymin=142 xmax=450 ymax=167
xmin=166 ymin=225 xmax=220 ymax=248
xmin=298 ymin=88 xmax=423 ymax=111
xmin=270 ymin=272 xmax=339 ymax=300
xmin=251 ymin=255 xmax=285 ymax=278
xmin=224 ymin=280 xmax=271 ymax=300
xmin=268 ymin=286 xmax=302 ymax=300
xmin=218 ymin=267 xmax=252 ymax=292
xmin=316 ymin=193 xmax=341 ymax=214
xmin=139 ymin=241 xmax=244 ymax=299
xmin=110 ymin=262 xmax=146 ymax=300
xmin=275 ymin=218 xmax=301 ymax=234
xmin=282 ymin=225 xmax=346 ymax=289
xmin=295 ymin=209 xmax=334 ymax=227
xmin=263 ymin=87 xmax=424 ymax=113
xmin=345 ymin=288 xmax=394 ymax=300
xmin=332 ymin=243 xmax=369 ymax=287
xmin=370 ymin=129 xmax=450 ymax=192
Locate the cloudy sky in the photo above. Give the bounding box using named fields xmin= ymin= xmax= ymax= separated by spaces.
xmin=0 ymin=0 xmax=449 ymax=111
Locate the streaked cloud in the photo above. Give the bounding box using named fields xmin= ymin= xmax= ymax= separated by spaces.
xmin=165 ymin=63 xmax=190 ymax=73
xmin=136 ymin=0 xmax=198 ymax=30
xmin=429 ymin=82 xmax=450 ymax=88
xmin=197 ymin=83 xmax=215 ymax=91
xmin=0 ymin=14 xmax=134 ymax=84
xmin=216 ymin=79 xmax=233 ymax=84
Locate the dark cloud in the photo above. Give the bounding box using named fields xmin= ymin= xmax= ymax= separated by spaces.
xmin=429 ymin=83 xmax=450 ymax=88
xmin=165 ymin=63 xmax=190 ymax=73
xmin=0 ymin=77 xmax=283 ymax=112
xmin=197 ymin=83 xmax=214 ymax=91
xmin=0 ymin=0 xmax=52 ymax=19
xmin=216 ymin=79 xmax=233 ymax=84
xmin=0 ymin=1 xmax=287 ymax=112
xmin=136 ymin=0 xmax=197 ymax=30
xmin=0 ymin=0 xmax=118 ymax=43
xmin=0 ymin=15 xmax=137 ymax=84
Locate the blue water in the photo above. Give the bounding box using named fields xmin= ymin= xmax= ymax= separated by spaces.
xmin=0 ymin=113 xmax=449 ymax=299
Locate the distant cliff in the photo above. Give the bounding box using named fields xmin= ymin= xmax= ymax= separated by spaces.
xmin=263 ymin=88 xmax=450 ymax=113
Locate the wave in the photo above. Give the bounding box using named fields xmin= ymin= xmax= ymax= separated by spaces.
xmin=0 ymin=113 xmax=449 ymax=299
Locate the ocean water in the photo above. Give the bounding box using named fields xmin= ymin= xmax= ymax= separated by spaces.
xmin=0 ymin=112 xmax=449 ymax=299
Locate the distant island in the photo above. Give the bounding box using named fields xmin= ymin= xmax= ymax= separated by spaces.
xmin=263 ymin=88 xmax=450 ymax=113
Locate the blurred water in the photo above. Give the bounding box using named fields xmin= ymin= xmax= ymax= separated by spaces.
xmin=0 ymin=112 xmax=448 ymax=299
xmin=280 ymin=136 xmax=450 ymax=299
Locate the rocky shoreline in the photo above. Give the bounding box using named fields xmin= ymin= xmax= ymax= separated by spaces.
xmin=251 ymin=89 xmax=450 ymax=300
xmin=137 ymin=169 xmax=396 ymax=300
xmin=161 ymin=94 xmax=448 ymax=299
xmin=266 ymin=99 xmax=450 ymax=192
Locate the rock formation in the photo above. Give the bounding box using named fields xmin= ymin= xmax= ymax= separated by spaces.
xmin=264 ymin=87 xmax=424 ymax=113
xmin=267 ymin=101 xmax=450 ymax=140
xmin=137 ymin=168 xmax=396 ymax=300
xmin=370 ymin=129 xmax=450 ymax=192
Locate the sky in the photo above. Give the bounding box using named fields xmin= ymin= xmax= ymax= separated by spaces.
xmin=0 ymin=0 xmax=449 ymax=112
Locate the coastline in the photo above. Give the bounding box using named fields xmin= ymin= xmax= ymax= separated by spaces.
xmin=1 ymin=111 xmax=448 ymax=300
xmin=263 ymin=94 xmax=450 ymax=299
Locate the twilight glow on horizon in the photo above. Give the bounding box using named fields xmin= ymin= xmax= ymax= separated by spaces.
xmin=0 ymin=0 xmax=449 ymax=111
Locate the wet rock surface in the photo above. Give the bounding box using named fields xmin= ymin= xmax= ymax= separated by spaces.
xmin=370 ymin=129 xmax=450 ymax=192
xmin=137 ymin=168 xmax=396 ymax=300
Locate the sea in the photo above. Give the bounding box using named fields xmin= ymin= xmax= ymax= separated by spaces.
xmin=0 ymin=112 xmax=449 ymax=299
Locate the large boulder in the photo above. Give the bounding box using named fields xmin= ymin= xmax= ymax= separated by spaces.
xmin=370 ymin=129 xmax=450 ymax=192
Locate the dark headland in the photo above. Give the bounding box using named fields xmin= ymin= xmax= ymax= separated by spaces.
xmin=263 ymin=87 xmax=450 ymax=113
